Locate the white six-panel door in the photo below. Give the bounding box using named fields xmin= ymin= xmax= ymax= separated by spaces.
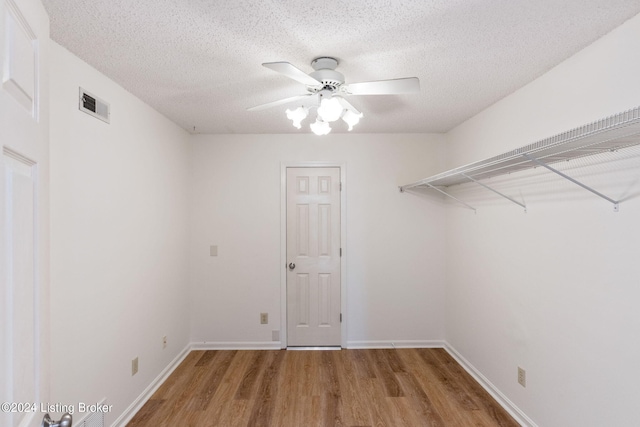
xmin=0 ymin=1 xmax=50 ymax=426
xmin=286 ymin=167 xmax=341 ymax=346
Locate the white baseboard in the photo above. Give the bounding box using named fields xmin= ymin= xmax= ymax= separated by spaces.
xmin=443 ymin=342 xmax=537 ymax=427
xmin=346 ymin=340 xmax=445 ymax=349
xmin=111 ymin=345 xmax=191 ymax=427
xmin=190 ymin=341 xmax=282 ymax=350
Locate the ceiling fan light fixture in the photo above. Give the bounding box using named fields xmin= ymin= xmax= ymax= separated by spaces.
xmin=310 ymin=118 xmax=331 ymax=136
xmin=342 ymin=109 xmax=363 ymax=131
xmin=285 ymin=106 xmax=309 ymax=129
xmin=316 ymin=96 xmax=344 ymax=123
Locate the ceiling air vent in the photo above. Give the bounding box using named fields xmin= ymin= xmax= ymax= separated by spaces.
xmin=79 ymin=87 xmax=110 ymax=123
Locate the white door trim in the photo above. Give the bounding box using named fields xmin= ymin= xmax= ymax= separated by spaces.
xmin=280 ymin=162 xmax=347 ymax=348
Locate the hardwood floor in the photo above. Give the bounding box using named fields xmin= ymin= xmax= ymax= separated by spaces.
xmin=127 ymin=348 xmax=519 ymax=427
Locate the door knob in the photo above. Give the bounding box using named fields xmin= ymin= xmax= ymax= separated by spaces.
xmin=42 ymin=413 xmax=72 ymax=427
xmin=288 ymin=263 xmax=296 ymax=270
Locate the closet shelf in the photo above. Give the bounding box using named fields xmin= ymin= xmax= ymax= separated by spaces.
xmin=400 ymin=106 xmax=640 ymax=212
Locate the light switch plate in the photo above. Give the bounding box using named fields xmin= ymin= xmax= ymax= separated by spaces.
xmin=210 ymin=245 xmax=218 ymax=256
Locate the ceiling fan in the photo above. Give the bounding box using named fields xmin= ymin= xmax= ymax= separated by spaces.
xmin=247 ymin=57 xmax=420 ymax=135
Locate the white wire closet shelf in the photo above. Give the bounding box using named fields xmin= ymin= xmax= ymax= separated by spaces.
xmin=400 ymin=106 xmax=640 ymax=212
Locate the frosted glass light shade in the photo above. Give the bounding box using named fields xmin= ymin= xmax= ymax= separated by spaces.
xmin=316 ymin=97 xmax=344 ymax=122
xmin=342 ymin=109 xmax=363 ymax=131
xmin=310 ymin=119 xmax=331 ymax=135
xmin=285 ymin=106 xmax=309 ymax=129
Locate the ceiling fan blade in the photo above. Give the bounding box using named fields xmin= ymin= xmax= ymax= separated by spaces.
xmin=336 ymin=96 xmax=362 ymax=115
xmin=262 ymin=62 xmax=323 ymax=86
xmin=346 ymin=77 xmax=420 ymax=95
xmin=247 ymin=94 xmax=314 ymax=112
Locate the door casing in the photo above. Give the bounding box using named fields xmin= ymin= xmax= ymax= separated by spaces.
xmin=280 ymin=162 xmax=347 ymax=348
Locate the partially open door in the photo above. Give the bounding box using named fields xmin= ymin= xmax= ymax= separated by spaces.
xmin=1 ymin=0 xmax=54 ymax=426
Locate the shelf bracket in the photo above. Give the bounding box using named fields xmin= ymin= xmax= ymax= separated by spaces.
xmin=460 ymin=173 xmax=527 ymax=212
xmin=522 ymin=153 xmax=619 ymax=212
xmin=423 ymin=183 xmax=477 ymax=212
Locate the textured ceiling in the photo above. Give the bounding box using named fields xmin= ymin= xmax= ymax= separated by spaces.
xmin=42 ymin=0 xmax=640 ymax=134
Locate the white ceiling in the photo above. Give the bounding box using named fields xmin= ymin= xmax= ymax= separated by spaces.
xmin=42 ymin=0 xmax=640 ymax=135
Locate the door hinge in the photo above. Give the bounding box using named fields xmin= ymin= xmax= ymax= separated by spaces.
xmin=340 ymin=182 xmax=342 ymax=191
xmin=340 ymin=248 xmax=342 ymax=257
xmin=340 ymin=313 xmax=342 ymax=323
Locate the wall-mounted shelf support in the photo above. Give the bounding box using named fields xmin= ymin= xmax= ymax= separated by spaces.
xmin=522 ymin=153 xmax=620 ymax=212
xmin=460 ymin=173 xmax=527 ymax=212
xmin=405 ymin=182 xmax=477 ymax=212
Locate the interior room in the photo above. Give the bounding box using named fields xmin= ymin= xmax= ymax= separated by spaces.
xmin=2 ymin=1 xmax=640 ymax=426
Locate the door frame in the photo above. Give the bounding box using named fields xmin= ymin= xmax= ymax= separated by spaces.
xmin=280 ymin=162 xmax=347 ymax=348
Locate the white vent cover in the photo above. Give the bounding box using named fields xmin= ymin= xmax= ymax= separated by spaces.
xmin=79 ymin=88 xmax=110 ymax=123
xmin=73 ymin=401 xmax=106 ymax=427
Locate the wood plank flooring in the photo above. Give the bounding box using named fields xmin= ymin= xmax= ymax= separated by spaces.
xmin=127 ymin=348 xmax=519 ymax=427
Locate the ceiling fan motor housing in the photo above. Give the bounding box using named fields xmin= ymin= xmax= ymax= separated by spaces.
xmin=309 ymin=57 xmax=344 ymax=92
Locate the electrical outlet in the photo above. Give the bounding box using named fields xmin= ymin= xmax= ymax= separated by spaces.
xmin=132 ymin=357 xmax=139 ymax=376
xmin=260 ymin=313 xmax=268 ymax=324
xmin=518 ymin=367 xmax=526 ymax=387
xmin=163 ymin=336 xmax=167 ymax=349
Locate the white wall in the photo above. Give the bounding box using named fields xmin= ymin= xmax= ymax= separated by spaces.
xmin=188 ymin=133 xmax=447 ymax=347
xmin=445 ymin=13 xmax=640 ymax=427
xmin=49 ymin=42 xmax=191 ymax=425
